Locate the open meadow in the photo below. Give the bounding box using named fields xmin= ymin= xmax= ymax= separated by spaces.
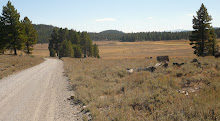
xmin=95 ymin=40 xmax=196 ymax=59
xmin=62 ymin=40 xmax=220 ymax=120
xmin=0 ymin=40 xmax=219 ymax=120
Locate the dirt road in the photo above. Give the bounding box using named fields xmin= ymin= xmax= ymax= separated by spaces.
xmin=0 ymin=58 xmax=81 ymax=121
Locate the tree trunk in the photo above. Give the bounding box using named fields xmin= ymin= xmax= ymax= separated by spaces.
xmin=213 ymin=40 xmax=215 ymax=56
xmin=202 ymin=39 xmax=204 ymax=55
xmin=26 ymin=43 xmax=30 ymax=55
xmin=27 ymin=47 xmax=30 ymax=54
xmin=84 ymin=50 xmax=86 ymax=58
xmin=14 ymin=48 xmax=17 ymax=55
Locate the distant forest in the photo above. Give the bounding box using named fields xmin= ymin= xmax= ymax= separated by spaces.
xmin=33 ymin=24 xmax=55 ymax=43
xmin=33 ymin=24 xmax=220 ymax=43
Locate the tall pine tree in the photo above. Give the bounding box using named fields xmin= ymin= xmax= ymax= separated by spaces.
xmin=49 ymin=28 xmax=59 ymax=56
xmin=93 ymin=43 xmax=100 ymax=58
xmin=0 ymin=17 xmax=6 ymax=54
xmin=59 ymin=40 xmax=74 ymax=59
xmin=1 ymin=1 xmax=25 ymax=55
xmin=22 ymin=17 xmax=37 ymax=54
xmin=189 ymin=3 xmax=217 ymax=56
xmin=80 ymin=32 xmax=89 ymax=57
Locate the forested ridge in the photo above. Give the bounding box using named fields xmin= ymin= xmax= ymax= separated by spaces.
xmin=89 ymin=30 xmax=124 ymax=41
xmin=33 ymin=24 xmax=220 ymax=43
xmin=33 ymin=24 xmax=55 ymax=43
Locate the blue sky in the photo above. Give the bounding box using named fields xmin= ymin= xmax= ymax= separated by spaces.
xmin=0 ymin=0 xmax=220 ymax=32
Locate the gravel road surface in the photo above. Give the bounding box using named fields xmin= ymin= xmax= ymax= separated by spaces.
xmin=0 ymin=58 xmax=81 ymax=121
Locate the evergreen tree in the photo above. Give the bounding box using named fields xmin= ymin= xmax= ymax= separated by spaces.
xmin=49 ymin=28 xmax=59 ymax=56
xmin=87 ymin=37 xmax=94 ymax=57
xmin=189 ymin=3 xmax=217 ymax=56
xmin=80 ymin=32 xmax=89 ymax=57
xmin=207 ymin=29 xmax=218 ymax=55
xmin=50 ymin=48 xmax=56 ymax=57
xmin=93 ymin=43 xmax=100 ymax=58
xmin=22 ymin=17 xmax=37 ymax=54
xmin=72 ymin=44 xmax=82 ymax=58
xmin=59 ymin=40 xmax=74 ymax=58
xmin=1 ymin=1 xmax=25 ymax=55
xmin=58 ymin=28 xmax=68 ymax=42
xmin=68 ymin=30 xmax=80 ymax=45
xmin=0 ymin=17 xmax=6 ymax=54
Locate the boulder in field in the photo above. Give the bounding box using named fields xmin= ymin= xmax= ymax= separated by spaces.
xmin=157 ymin=56 xmax=169 ymax=62
xmin=215 ymin=52 xmax=220 ymax=58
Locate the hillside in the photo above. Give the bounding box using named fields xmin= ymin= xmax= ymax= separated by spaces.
xmin=33 ymin=24 xmax=55 ymax=43
xmin=89 ymin=30 xmax=125 ymax=41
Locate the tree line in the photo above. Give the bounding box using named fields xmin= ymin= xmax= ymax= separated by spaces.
xmin=89 ymin=30 xmax=220 ymax=42
xmin=0 ymin=1 xmax=37 ymax=55
xmin=90 ymin=30 xmax=220 ymax=42
xmin=121 ymin=31 xmax=191 ymax=42
xmin=49 ymin=28 xmax=100 ymax=58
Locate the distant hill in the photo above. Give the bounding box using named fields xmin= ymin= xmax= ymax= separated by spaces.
xmin=33 ymin=24 xmax=55 ymax=43
xmin=100 ymin=30 xmax=124 ymax=34
xmin=89 ymin=30 xmax=125 ymax=41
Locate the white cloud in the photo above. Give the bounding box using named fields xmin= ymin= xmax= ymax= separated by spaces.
xmin=147 ymin=17 xmax=153 ymax=20
xmin=96 ymin=18 xmax=116 ymax=22
xmin=187 ymin=13 xmax=194 ymax=16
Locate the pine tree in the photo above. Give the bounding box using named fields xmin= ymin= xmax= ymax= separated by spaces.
xmin=207 ymin=29 xmax=218 ymax=55
xmin=49 ymin=48 xmax=56 ymax=57
xmin=0 ymin=18 xmax=6 ymax=54
xmin=68 ymin=30 xmax=80 ymax=45
xmin=87 ymin=38 xmax=94 ymax=57
xmin=80 ymin=32 xmax=89 ymax=57
xmin=22 ymin=17 xmax=37 ymax=54
xmin=189 ymin=3 xmax=217 ymax=56
xmin=93 ymin=43 xmax=100 ymax=58
xmin=58 ymin=28 xmax=68 ymax=43
xmin=72 ymin=44 xmax=82 ymax=58
xmin=1 ymin=1 xmax=25 ymax=55
xmin=59 ymin=40 xmax=74 ymax=58
xmin=49 ymin=28 xmax=59 ymax=56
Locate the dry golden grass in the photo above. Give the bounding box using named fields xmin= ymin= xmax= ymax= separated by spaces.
xmin=94 ymin=40 xmax=197 ymax=59
xmin=63 ymin=57 xmax=220 ymax=121
xmin=0 ymin=55 xmax=44 ymax=79
xmin=0 ymin=44 xmax=47 ymax=79
xmin=3 ymin=43 xmax=49 ymax=57
xmin=32 ymin=43 xmax=50 ymax=57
